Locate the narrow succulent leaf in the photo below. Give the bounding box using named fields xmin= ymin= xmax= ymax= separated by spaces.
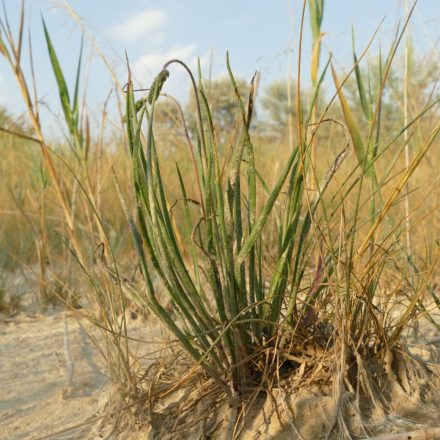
xmin=176 ymin=164 xmax=202 ymax=290
xmin=113 ymin=169 xmax=225 ymax=381
xmin=237 ymin=149 xmax=296 ymax=265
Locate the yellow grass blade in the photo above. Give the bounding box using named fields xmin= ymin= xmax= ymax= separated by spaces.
xmin=331 ymin=63 xmax=373 ymax=178
xmin=358 ymin=120 xmax=440 ymax=257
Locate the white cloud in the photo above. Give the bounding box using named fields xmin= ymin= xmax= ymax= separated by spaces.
xmin=111 ymin=9 xmax=167 ymax=41
xmin=131 ymin=46 xmax=210 ymax=102
xmin=133 ymin=44 xmax=198 ymax=78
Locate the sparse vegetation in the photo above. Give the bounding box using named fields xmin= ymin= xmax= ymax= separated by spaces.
xmin=1 ymin=0 xmax=440 ymax=439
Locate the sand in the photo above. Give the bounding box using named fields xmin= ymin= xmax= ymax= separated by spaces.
xmin=1 ymin=307 xmax=440 ymax=440
xmin=0 ymin=311 xmax=107 ymax=440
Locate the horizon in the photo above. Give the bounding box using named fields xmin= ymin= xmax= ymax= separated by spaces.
xmin=0 ymin=0 xmax=439 ymax=132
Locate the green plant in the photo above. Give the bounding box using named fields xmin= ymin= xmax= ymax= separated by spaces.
xmin=119 ymin=43 xmax=365 ymax=407
xmin=1 ymin=1 xmax=440 ymax=438
xmin=116 ymin=2 xmax=440 ymax=435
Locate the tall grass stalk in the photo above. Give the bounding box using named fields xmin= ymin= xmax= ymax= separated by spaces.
xmin=118 ymin=1 xmax=440 ymax=434
xmin=1 ymin=4 xmax=137 ymax=400
xmin=1 ymin=1 xmax=439 ymax=437
xmin=0 ymin=2 xmax=86 ymax=268
xmin=308 ymin=0 xmax=324 ymax=189
xmin=121 ymin=49 xmax=342 ymax=397
xmin=403 ymin=0 xmax=413 ymax=264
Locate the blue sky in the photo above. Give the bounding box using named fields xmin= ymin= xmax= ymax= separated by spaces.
xmin=0 ymin=0 xmax=439 ymax=126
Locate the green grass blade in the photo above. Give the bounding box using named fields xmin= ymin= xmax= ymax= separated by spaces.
xmin=42 ymin=18 xmax=73 ymax=132
xmin=352 ymin=29 xmax=371 ymax=121
xmin=331 ymin=63 xmax=373 ymax=178
xmin=72 ymin=33 xmax=84 ymax=119
xmin=237 ymin=149 xmax=296 ymax=266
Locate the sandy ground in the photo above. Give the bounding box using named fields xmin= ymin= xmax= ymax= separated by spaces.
xmin=0 ymin=311 xmax=108 ymax=440
xmin=1 ymin=307 xmax=440 ymax=440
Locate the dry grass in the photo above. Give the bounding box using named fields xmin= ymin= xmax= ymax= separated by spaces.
xmin=1 ymin=1 xmax=440 ymax=439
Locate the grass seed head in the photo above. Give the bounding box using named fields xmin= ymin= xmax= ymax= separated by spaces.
xmin=148 ymin=69 xmax=170 ymax=104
